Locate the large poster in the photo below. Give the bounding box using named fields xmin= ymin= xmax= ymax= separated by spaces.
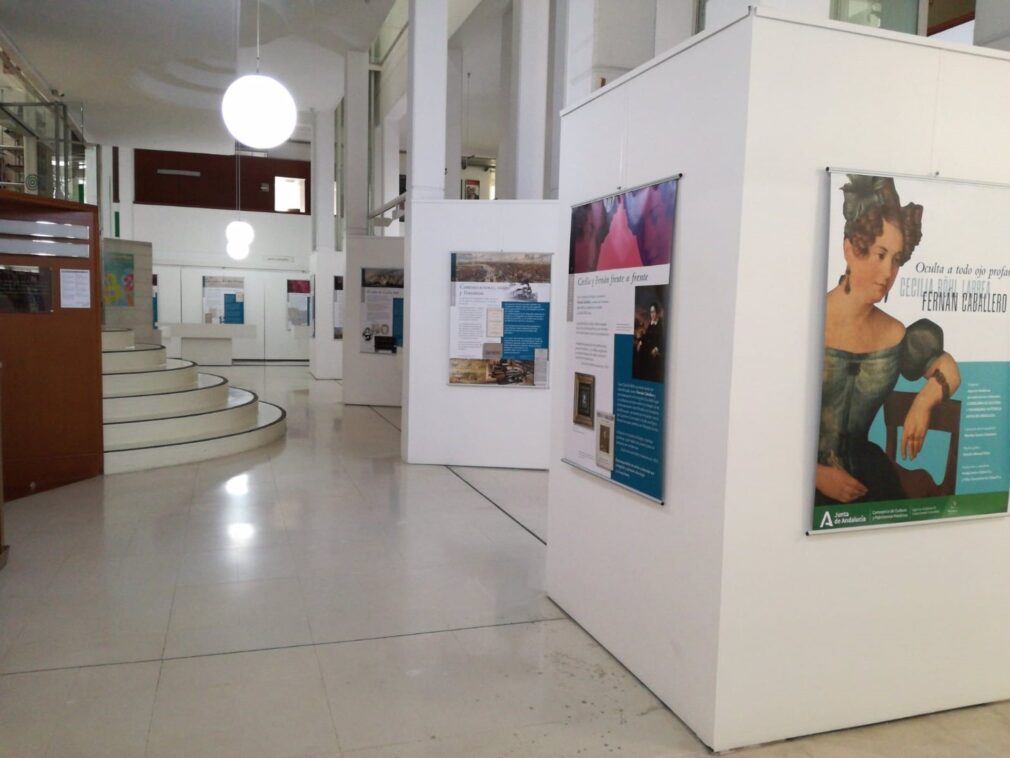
xmin=286 ymin=279 xmax=310 ymax=329
xmin=360 ymin=268 xmax=403 ymax=354
xmin=334 ymin=275 xmax=344 ymax=339
xmin=103 ymin=251 xmax=134 ymax=307
xmin=203 ymin=276 xmax=244 ymax=324
xmin=812 ymin=172 xmax=1010 ymax=532
xmin=449 ymin=252 xmax=551 ymax=387
xmin=563 ymin=177 xmax=678 ymax=502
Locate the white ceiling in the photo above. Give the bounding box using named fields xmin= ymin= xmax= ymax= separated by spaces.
xmin=0 ymin=0 xmax=510 ymax=161
xmin=0 ymin=0 xmax=394 ymax=153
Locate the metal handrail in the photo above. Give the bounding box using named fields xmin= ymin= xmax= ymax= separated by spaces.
xmin=368 ymin=192 xmax=406 ymax=227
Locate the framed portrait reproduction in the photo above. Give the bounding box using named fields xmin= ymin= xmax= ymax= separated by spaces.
xmin=573 ymin=372 xmax=595 ymax=428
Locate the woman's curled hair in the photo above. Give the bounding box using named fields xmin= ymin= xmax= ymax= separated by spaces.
xmin=841 ymin=174 xmax=923 ymax=264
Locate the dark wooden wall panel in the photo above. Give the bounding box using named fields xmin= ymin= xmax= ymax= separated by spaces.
xmin=0 ymin=192 xmax=103 ymax=501
xmin=134 ymin=148 xmax=311 ymax=214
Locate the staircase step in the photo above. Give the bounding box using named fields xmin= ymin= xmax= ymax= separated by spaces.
xmin=104 ymin=402 xmax=287 ymax=474
xmin=103 ymin=359 xmax=198 ymax=397
xmin=103 ymin=374 xmax=229 ymax=422
xmin=104 ymin=388 xmax=259 ymax=449
xmin=102 ymin=328 xmax=134 ymax=351
xmin=102 ymin=344 xmax=166 ymax=373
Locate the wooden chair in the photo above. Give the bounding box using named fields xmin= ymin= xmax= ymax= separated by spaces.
xmin=883 ymin=390 xmax=961 ymax=498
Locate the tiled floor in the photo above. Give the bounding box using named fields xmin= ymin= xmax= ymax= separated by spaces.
xmin=0 ymin=366 xmax=1007 ymax=756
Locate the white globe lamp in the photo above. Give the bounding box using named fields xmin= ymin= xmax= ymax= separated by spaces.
xmin=221 ymin=74 xmax=296 ymax=149
xmin=226 ymin=240 xmax=250 ymax=261
xmin=225 ymin=220 xmax=255 ymax=246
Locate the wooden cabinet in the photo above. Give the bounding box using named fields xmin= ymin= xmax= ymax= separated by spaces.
xmin=0 ymin=362 xmax=7 ymax=571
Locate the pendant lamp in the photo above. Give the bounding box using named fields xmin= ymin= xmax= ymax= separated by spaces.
xmin=221 ymin=0 xmax=296 ymax=150
xmin=226 ymin=149 xmax=253 ymax=260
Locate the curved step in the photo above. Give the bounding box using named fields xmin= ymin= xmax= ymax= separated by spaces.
xmin=103 ymin=359 xmax=198 ymax=397
xmin=102 ymin=329 xmax=134 ymax=351
xmin=104 ymin=388 xmax=259 ymax=449
xmin=104 ymin=402 xmax=287 ymax=474
xmin=103 ymin=373 xmax=229 ymax=422
xmin=102 ymin=344 xmax=167 ymax=373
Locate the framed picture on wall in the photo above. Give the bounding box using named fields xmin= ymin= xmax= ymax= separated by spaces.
xmin=462 ymin=179 xmax=480 ymax=200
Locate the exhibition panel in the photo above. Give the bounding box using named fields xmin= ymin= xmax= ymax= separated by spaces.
xmin=547 ymin=15 xmax=753 ymax=747
xmin=712 ymin=11 xmax=1010 ymax=749
xmin=342 ymin=235 xmax=405 ymax=406
xmin=101 ymin=237 xmax=158 ymax=345
xmin=551 ymin=8 xmax=1010 ymax=751
xmin=402 ymin=200 xmax=563 ymax=468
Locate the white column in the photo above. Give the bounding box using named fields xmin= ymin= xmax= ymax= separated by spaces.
xmin=313 ymin=109 xmax=337 ymax=252
xmin=403 ymin=0 xmax=448 ymax=459
xmin=495 ymin=3 xmax=515 ymax=199
xmin=382 ymin=106 xmax=404 ymax=236
xmin=510 ymin=0 xmax=550 ymax=199
xmin=344 ymin=51 xmax=370 ymax=236
xmin=654 ymin=0 xmax=697 ymax=55
xmin=445 ymin=47 xmax=463 ymax=199
xmin=84 ymin=144 xmax=99 ymax=207
xmin=117 ymin=146 xmax=135 ymax=239
xmin=565 ymin=0 xmax=595 ymax=106
xmin=99 ymin=143 xmax=115 ymax=238
xmin=545 ymin=0 xmax=568 ymax=200
xmin=407 ymin=0 xmax=448 ymax=202
xmin=976 ymin=0 xmax=1010 ymax=50
xmin=309 ymin=107 xmax=343 ymax=380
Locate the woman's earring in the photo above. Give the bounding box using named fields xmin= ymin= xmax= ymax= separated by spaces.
xmin=844 ymin=267 xmax=851 ymax=295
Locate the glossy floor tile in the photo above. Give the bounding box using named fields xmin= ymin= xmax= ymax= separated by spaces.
xmin=0 ymin=366 xmax=1007 ymax=755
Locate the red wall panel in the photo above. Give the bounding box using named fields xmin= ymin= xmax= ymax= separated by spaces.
xmin=134 ymin=149 xmax=311 ymax=215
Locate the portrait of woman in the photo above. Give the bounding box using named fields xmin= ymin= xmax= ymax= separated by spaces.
xmin=816 ymin=175 xmax=961 ymax=505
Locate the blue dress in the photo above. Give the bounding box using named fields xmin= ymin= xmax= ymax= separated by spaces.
xmin=816 ymin=319 xmax=943 ymax=504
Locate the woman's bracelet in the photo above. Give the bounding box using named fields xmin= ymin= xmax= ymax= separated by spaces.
xmin=931 ymin=369 xmax=951 ymax=401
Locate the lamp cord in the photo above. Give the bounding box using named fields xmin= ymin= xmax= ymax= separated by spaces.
xmin=255 ymin=0 xmax=261 ymax=73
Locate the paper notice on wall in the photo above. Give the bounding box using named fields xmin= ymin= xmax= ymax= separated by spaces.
xmin=60 ymin=268 xmax=91 ymax=309
xmin=448 ymin=252 xmax=552 ymax=387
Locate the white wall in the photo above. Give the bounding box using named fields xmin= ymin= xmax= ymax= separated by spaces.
xmin=547 ymin=15 xmax=753 ymax=747
xmin=134 ymin=204 xmax=312 ymax=271
xmin=712 ymin=11 xmax=1010 ymax=750
xmin=342 ymin=236 xmax=405 ymax=406
xmin=401 ymin=199 xmax=562 ymax=468
xmin=154 ymin=263 xmax=310 ymax=361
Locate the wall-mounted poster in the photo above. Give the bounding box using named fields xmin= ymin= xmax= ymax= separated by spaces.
xmin=103 ymin=251 xmax=134 ymax=307
xmin=360 ymin=268 xmax=403 ymax=354
xmin=449 ymin=252 xmax=551 ymax=387
xmin=286 ymin=279 xmax=310 ymax=329
xmin=0 ymin=265 xmax=53 ymax=312
xmin=202 ymin=275 xmax=244 ymax=324
xmin=812 ymin=171 xmax=1010 ymax=533
xmin=563 ymin=176 xmax=678 ymax=503
xmin=463 ymin=179 xmax=480 ymax=200
xmin=334 ymin=275 xmax=344 ymax=339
